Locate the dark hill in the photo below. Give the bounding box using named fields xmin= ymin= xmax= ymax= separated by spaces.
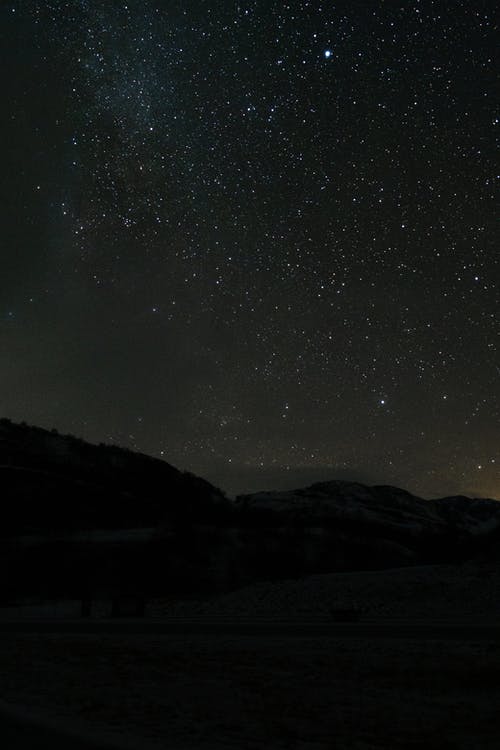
xmin=235 ymin=480 xmax=500 ymax=535
xmin=0 ymin=418 xmax=229 ymax=534
xmin=1 ymin=419 xmax=499 ymax=604
xmin=234 ymin=480 xmax=500 ymax=567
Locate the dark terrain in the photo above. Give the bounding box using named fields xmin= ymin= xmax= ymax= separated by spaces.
xmin=1 ymin=418 xmax=499 ymax=607
xmin=1 ymin=419 xmax=500 ymax=749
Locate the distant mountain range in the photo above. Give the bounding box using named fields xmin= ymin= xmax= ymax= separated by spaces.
xmin=234 ymin=481 xmax=500 ymax=573
xmin=0 ymin=418 xmax=498 ymax=601
xmin=236 ymin=480 xmax=500 ymax=537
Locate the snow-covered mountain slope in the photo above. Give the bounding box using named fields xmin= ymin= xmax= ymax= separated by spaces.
xmin=235 ymin=480 xmax=500 ymax=537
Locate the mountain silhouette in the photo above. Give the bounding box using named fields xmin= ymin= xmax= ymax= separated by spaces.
xmin=0 ymin=418 xmax=229 ymax=534
xmin=1 ymin=418 xmax=499 ymax=604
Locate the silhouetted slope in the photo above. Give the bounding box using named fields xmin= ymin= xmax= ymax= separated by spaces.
xmin=0 ymin=418 xmax=229 ymax=533
xmin=1 ymin=419 xmax=499 ymax=604
xmin=235 ymin=480 xmax=500 ymax=566
xmin=236 ymin=480 xmax=500 ymax=532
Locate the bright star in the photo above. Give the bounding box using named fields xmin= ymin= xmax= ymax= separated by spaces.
xmin=324 ymin=50 xmax=332 ymax=59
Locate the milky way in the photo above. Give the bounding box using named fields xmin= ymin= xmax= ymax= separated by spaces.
xmin=1 ymin=1 xmax=498 ymax=497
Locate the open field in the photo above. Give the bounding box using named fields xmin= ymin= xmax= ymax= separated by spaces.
xmin=0 ymin=631 xmax=499 ymax=749
xmin=3 ymin=561 xmax=500 ymax=623
xmin=149 ymin=561 xmax=500 ymax=621
xmin=1 ymin=564 xmax=499 ymax=747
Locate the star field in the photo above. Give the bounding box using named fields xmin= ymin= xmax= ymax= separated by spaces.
xmin=1 ymin=1 xmax=498 ymax=498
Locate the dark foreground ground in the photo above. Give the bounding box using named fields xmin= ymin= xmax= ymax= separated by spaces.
xmin=0 ymin=622 xmax=499 ymax=750
xmin=0 ymin=617 xmax=499 ymax=640
xmin=0 ymin=711 xmax=115 ymax=750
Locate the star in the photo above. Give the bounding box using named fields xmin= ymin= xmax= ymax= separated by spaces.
xmin=2 ymin=0 xmax=497 ymax=500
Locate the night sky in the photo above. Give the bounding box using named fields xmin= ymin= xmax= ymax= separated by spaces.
xmin=1 ymin=1 xmax=498 ymax=498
